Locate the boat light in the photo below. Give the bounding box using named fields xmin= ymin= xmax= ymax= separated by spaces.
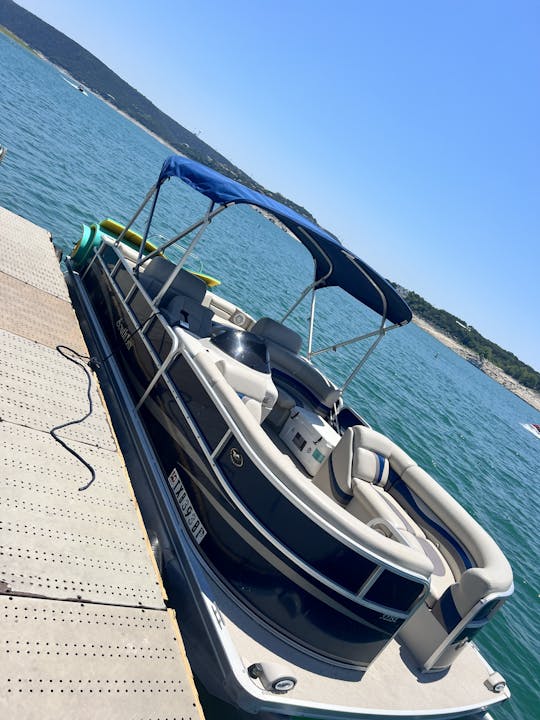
xmin=248 ymin=662 xmax=297 ymax=694
xmin=485 ymin=672 xmax=507 ymax=693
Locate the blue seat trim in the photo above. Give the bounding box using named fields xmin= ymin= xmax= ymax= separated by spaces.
xmin=329 ymin=455 xmax=353 ymax=506
xmin=391 ymin=478 xmax=473 ymax=570
xmin=374 ymin=453 xmax=386 ymax=486
xmin=437 ymin=586 xmax=462 ymax=632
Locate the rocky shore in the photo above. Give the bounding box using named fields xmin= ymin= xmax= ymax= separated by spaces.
xmin=413 ymin=316 xmax=540 ymax=412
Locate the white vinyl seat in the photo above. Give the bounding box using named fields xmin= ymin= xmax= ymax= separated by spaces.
xmin=198 ymin=340 xmax=278 ymax=424
xmin=314 ymin=424 xmax=513 ymax=672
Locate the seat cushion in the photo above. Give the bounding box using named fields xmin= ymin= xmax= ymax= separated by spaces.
xmin=162 ymin=295 xmax=213 ymax=337
xmin=353 ymin=447 xmax=390 ymax=487
xmin=140 ymin=258 xmax=207 ymax=304
xmin=268 ymin=343 xmax=341 ymax=410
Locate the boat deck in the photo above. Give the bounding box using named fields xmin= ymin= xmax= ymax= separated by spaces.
xmin=0 ymin=206 xmax=204 ymax=720
xmin=206 ymin=559 xmax=507 ymax=718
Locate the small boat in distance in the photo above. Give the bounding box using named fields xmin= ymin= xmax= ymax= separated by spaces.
xmin=0 ymin=144 xmax=6 ymax=163
xmin=65 ymin=154 xmax=513 ymax=720
xmin=61 ymin=74 xmax=87 ymax=95
xmin=522 ymin=422 xmax=540 ymax=439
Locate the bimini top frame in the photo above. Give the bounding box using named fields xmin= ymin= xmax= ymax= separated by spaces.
xmin=113 ymin=155 xmax=413 ymax=388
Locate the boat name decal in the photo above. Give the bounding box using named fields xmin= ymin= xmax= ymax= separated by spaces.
xmin=380 ymin=614 xmax=400 ymax=623
xmin=116 ymin=318 xmax=134 ymax=351
xmin=167 ymin=468 xmax=207 ymax=544
xmin=230 ymin=447 xmax=244 ymax=468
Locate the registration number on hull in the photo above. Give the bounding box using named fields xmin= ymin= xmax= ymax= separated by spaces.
xmin=167 ymin=468 xmax=207 ymax=544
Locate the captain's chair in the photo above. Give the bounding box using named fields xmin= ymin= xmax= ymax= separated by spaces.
xmin=252 ymin=317 xmax=341 ymax=414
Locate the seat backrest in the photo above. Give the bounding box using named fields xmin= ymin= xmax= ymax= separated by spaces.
xmin=251 ymin=318 xmax=340 ymax=411
xmin=163 ymin=294 xmax=213 ymax=337
xmin=251 ymin=317 xmax=302 ymax=353
xmin=312 ymin=427 xmax=355 ymax=504
xmin=138 ymin=257 xmax=174 ymax=299
xmin=139 ymin=258 xmax=213 ymax=336
xmin=198 ymin=339 xmax=278 ymax=423
xmin=349 ymin=425 xmax=416 ymax=476
xmin=139 ymin=257 xmax=207 ymax=305
xmin=314 ymin=425 xmax=392 ymax=501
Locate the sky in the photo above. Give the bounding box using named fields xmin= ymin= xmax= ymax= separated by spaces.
xmin=16 ymin=0 xmax=540 ymax=370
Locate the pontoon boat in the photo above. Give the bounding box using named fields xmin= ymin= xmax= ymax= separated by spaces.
xmin=64 ymin=155 xmax=513 ymax=719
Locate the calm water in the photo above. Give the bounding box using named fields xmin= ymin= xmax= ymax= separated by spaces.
xmin=1 ymin=32 xmax=539 ymax=720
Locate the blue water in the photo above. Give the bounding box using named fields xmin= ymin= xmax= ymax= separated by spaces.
xmin=1 ymin=32 xmax=539 ymax=720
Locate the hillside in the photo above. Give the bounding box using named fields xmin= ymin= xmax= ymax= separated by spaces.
xmin=392 ymin=284 xmax=540 ymax=399
xmin=411 ymin=315 xmax=540 ymax=412
xmin=0 ymin=0 xmax=317 ymax=224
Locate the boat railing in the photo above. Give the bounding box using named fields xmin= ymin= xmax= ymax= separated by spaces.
xmin=88 ymin=242 xmax=181 ymax=397
xmin=88 ymin=242 xmax=522 ymax=659
xmin=86 ymin=242 xmax=434 ymax=619
xmin=79 ymin=238 xmax=516 ymax=674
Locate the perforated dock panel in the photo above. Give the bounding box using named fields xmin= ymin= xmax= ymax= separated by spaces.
xmin=0 ymin=597 xmax=201 ymax=720
xmin=0 ymin=207 xmax=204 ymax=720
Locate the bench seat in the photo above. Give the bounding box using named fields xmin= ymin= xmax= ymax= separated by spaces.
xmin=314 ymin=423 xmax=513 ymax=672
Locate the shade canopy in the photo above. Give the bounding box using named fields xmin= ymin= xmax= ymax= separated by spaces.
xmin=158 ymin=155 xmax=412 ymax=326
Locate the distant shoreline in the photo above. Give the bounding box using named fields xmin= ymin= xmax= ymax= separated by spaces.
xmin=100 ymin=95 xmax=181 ymax=155
xmin=413 ymin=315 xmax=540 ymax=412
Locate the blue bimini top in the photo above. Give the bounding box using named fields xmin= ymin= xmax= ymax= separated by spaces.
xmin=158 ymin=155 xmax=412 ymax=326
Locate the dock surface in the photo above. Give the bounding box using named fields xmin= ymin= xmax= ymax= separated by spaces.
xmin=0 ymin=206 xmax=204 ymax=720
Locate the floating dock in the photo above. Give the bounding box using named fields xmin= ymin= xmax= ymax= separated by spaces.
xmin=0 ymin=206 xmax=204 ymax=720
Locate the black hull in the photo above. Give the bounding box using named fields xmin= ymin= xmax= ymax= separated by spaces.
xmin=81 ymin=255 xmax=424 ymax=668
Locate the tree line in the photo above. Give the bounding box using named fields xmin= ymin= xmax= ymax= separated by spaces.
xmin=404 ymin=291 xmax=540 ymax=391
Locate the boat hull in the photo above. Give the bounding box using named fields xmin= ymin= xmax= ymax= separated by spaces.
xmin=81 ymin=255 xmax=418 ymax=669
xmin=522 ymin=423 xmax=540 ymax=439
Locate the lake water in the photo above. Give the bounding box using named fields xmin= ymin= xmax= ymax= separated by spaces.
xmin=1 ymin=31 xmax=539 ymax=720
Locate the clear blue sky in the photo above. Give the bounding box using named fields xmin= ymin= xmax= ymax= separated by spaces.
xmin=18 ymin=0 xmax=540 ymax=370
